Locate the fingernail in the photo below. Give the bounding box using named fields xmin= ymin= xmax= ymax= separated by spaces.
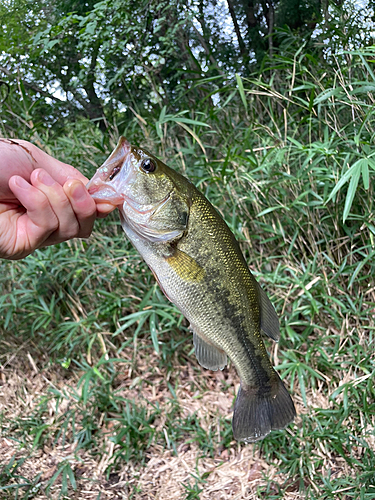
xmin=38 ymin=170 xmax=55 ymax=186
xmin=13 ymin=176 xmax=30 ymax=189
xmin=71 ymin=182 xmax=87 ymax=202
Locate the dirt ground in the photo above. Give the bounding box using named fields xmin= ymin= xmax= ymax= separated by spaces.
xmin=0 ymin=363 xmax=305 ymax=500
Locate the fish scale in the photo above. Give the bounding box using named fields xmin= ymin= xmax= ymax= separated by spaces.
xmin=87 ymin=136 xmax=296 ymax=442
xmin=178 ymin=191 xmax=267 ymax=385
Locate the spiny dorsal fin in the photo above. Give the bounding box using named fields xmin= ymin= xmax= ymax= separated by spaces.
xmin=256 ymin=281 xmax=280 ymax=341
xmin=192 ymin=329 xmax=227 ymax=371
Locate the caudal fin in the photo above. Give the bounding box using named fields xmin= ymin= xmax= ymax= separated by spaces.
xmin=232 ymin=375 xmax=296 ymax=442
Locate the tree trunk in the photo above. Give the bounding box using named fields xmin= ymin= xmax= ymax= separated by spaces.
xmin=267 ymin=1 xmax=274 ymax=57
xmin=226 ymin=0 xmax=247 ymax=58
xmin=243 ymin=0 xmax=257 ymax=29
xmin=83 ymin=42 xmax=107 ymax=132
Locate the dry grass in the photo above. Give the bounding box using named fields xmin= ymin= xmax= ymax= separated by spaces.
xmin=0 ymin=367 xmax=283 ymax=500
xmin=2 ymin=322 xmax=371 ymax=500
xmin=0 ymin=335 xmax=315 ymax=500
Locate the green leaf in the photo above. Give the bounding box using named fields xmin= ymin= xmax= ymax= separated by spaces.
xmin=362 ymin=160 xmax=369 ymax=190
xmin=297 ymin=366 xmax=307 ymax=406
xmin=257 ymin=205 xmax=289 ymax=217
xmin=221 ymin=90 xmax=237 ymax=108
xmin=343 ymin=162 xmax=361 ymax=222
xmin=159 ymin=105 xmax=167 ymax=124
xmin=85 ymin=21 xmax=97 ymax=35
xmin=348 ymin=250 xmax=375 ymax=288
xmin=313 ymin=88 xmax=341 ymax=105
xmin=235 ymin=73 xmax=248 ymax=112
xmin=288 ymin=137 xmax=304 ymax=148
xmin=368 ymin=158 xmax=375 ymax=171
xmin=327 ymin=159 xmax=365 ymax=203
xmin=93 ymin=366 xmax=105 ymax=380
xmin=46 ymin=39 xmax=59 ymax=50
xmin=168 ymin=117 xmax=210 ymax=127
xmin=150 ymin=311 xmax=159 ymax=354
xmin=66 ymin=464 xmax=77 ymax=490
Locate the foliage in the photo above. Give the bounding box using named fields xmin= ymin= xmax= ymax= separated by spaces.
xmin=2 ymin=0 xmax=370 ymax=134
xmin=1 ymin=0 xmax=375 ymax=498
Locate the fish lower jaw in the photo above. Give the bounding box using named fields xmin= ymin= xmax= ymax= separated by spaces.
xmin=92 ymin=192 xmax=124 ymax=206
xmin=123 ymin=192 xmax=171 ymax=216
xmin=87 ymin=181 xmax=124 ymax=205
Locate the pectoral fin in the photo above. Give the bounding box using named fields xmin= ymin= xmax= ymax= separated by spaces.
xmin=256 ymin=281 xmax=280 ymax=341
xmin=165 ymin=249 xmax=205 ymax=283
xmin=192 ymin=329 xmax=227 ymax=371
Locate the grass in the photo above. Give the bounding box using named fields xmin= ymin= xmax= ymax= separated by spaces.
xmin=1 ymin=42 xmax=375 ymax=499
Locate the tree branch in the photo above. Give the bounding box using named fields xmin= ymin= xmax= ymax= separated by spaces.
xmin=191 ymin=24 xmax=225 ymax=76
xmin=0 ymin=66 xmax=66 ymax=104
xmin=226 ymin=0 xmax=247 ymax=57
xmin=82 ymin=43 xmax=107 ymax=132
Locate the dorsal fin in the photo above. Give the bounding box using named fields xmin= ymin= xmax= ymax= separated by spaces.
xmin=256 ymin=281 xmax=280 ymax=341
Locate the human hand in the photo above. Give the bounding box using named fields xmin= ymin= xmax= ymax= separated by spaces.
xmin=0 ymin=139 xmax=115 ymax=260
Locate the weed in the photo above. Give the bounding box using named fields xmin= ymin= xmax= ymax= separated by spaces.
xmin=1 ymin=32 xmax=375 ymax=500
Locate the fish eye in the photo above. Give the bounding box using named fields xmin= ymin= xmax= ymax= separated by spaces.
xmin=109 ymin=165 xmax=121 ymax=180
xmin=140 ymin=158 xmax=156 ymax=173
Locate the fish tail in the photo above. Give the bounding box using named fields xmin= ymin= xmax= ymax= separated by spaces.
xmin=232 ymin=374 xmax=296 ymax=442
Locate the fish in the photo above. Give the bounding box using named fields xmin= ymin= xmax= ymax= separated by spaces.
xmin=87 ymin=137 xmax=296 ymax=442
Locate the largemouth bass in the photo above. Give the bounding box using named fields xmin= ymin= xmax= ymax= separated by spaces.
xmin=87 ymin=137 xmax=296 ymax=442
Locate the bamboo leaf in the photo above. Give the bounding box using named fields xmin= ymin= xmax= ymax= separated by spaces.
xmin=235 ymin=73 xmax=248 ymax=112
xmin=222 ymin=89 xmax=237 ymax=108
xmin=257 ymin=205 xmax=289 ymax=217
xmin=167 ymin=116 xmax=210 ymax=127
xmin=368 ymin=158 xmax=375 ymax=171
xmin=313 ymin=88 xmax=341 ymax=105
xmin=150 ymin=311 xmax=159 ymax=354
xmin=176 ymin=121 xmax=207 ymax=157
xmin=159 ymin=105 xmax=167 ymax=123
xmin=327 ymin=159 xmax=363 ymax=202
xmin=343 ymin=162 xmax=361 ymax=222
xmin=66 ymin=464 xmax=77 ymax=490
xmin=362 ymin=160 xmax=369 ymax=190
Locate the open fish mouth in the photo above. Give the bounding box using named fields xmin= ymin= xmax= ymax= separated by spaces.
xmin=122 ymin=192 xmax=171 ymax=216
xmin=86 ymin=137 xmax=132 ymax=205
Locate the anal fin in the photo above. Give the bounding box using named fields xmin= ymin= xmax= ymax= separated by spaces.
xmin=192 ymin=329 xmax=227 ymax=371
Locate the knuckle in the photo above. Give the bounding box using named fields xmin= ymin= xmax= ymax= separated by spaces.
xmin=51 ymin=220 xmax=59 ymax=232
xmin=47 ymin=216 xmax=59 ymax=232
xmin=37 ymin=202 xmax=59 ymax=233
